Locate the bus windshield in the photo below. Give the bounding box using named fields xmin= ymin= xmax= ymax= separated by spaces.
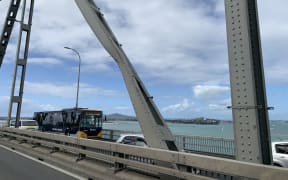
xmin=80 ymin=115 xmax=95 ymax=127
xmin=80 ymin=113 xmax=102 ymax=128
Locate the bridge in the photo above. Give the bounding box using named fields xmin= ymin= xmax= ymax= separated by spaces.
xmin=1 ymin=0 xmax=288 ymax=179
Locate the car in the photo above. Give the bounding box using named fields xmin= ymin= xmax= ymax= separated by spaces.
xmin=272 ymin=141 xmax=288 ymax=167
xmin=10 ymin=119 xmax=39 ymax=130
xmin=116 ymin=134 xmax=148 ymax=147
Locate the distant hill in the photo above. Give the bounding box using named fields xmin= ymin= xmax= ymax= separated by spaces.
xmin=104 ymin=114 xmax=221 ymax=125
xmin=168 ymin=117 xmax=220 ymax=125
xmin=105 ymin=113 xmax=137 ymax=121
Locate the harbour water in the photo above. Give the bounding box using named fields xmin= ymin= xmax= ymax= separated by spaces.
xmin=1 ymin=119 xmax=287 ymax=142
xmin=103 ymin=120 xmax=288 ymax=142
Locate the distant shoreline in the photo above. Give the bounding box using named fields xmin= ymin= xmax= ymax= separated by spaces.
xmin=105 ymin=117 xmax=222 ymax=125
xmin=105 ymin=120 xmax=220 ymax=125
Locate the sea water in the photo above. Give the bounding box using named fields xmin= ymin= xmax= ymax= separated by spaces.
xmin=1 ymin=119 xmax=287 ymax=142
xmin=103 ymin=120 xmax=288 ymax=142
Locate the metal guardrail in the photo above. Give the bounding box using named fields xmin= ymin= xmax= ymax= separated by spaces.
xmin=0 ymin=121 xmax=7 ymax=127
xmin=0 ymin=125 xmax=235 ymax=157
xmin=102 ymin=129 xmax=235 ymax=157
xmin=176 ymin=135 xmax=234 ymax=156
xmin=1 ymin=127 xmax=287 ymax=180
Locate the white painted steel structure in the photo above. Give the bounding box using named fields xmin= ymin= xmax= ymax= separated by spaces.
xmin=225 ymin=0 xmax=272 ymax=164
xmin=74 ymin=0 xmax=178 ymax=152
xmin=5 ymin=0 xmax=34 ymax=128
xmin=0 ymin=0 xmax=21 ymax=67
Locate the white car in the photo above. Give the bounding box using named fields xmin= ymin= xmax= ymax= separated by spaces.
xmin=272 ymin=141 xmax=288 ymax=167
xmin=116 ymin=134 xmax=147 ymax=147
xmin=10 ymin=119 xmax=39 ymax=130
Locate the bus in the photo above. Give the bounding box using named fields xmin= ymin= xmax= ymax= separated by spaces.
xmin=33 ymin=108 xmax=103 ymax=139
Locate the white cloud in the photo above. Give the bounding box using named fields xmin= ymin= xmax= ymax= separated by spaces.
xmin=256 ymin=1 xmax=288 ymax=83
xmin=3 ymin=0 xmax=284 ymax=85
xmin=0 ymin=96 xmax=60 ymax=116
xmin=162 ymin=99 xmax=193 ymax=112
xmin=114 ymin=106 xmax=130 ymax=110
xmin=193 ymin=85 xmax=230 ymax=99
xmin=1 ymin=0 xmax=288 ymax=119
xmin=208 ymin=98 xmax=231 ymax=111
xmin=24 ymin=81 xmax=120 ymax=98
xmin=110 ymin=106 xmax=134 ymax=116
xmin=0 ymin=96 xmax=9 ymax=115
xmin=21 ymin=99 xmax=61 ymax=116
xmin=28 ymin=57 xmax=62 ymax=65
xmin=97 ymin=0 xmax=229 ymax=84
xmin=266 ymin=64 xmax=288 ymax=83
xmin=38 ymin=104 xmax=60 ymax=111
xmin=0 ymin=0 xmax=229 ymax=84
xmin=209 ymin=104 xmax=224 ymax=111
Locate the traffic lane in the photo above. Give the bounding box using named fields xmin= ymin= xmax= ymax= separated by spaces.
xmin=0 ymin=145 xmax=81 ymax=180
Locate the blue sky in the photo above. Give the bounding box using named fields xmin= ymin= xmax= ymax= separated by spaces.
xmin=0 ymin=0 xmax=287 ymax=120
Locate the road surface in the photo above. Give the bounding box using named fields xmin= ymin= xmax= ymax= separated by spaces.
xmin=0 ymin=145 xmax=83 ymax=180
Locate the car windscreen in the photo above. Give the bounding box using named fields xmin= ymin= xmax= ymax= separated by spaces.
xmin=275 ymin=144 xmax=288 ymax=154
xmin=121 ymin=136 xmax=146 ymax=146
xmin=21 ymin=121 xmax=38 ymax=126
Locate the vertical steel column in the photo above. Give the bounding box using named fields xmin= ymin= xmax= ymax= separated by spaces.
xmin=0 ymin=0 xmax=21 ymax=68
xmin=7 ymin=0 xmax=34 ymax=127
xmin=224 ymin=0 xmax=272 ymax=164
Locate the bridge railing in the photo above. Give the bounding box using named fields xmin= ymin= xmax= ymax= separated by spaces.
xmin=1 ymin=127 xmax=287 ymax=180
xmin=0 ymin=121 xmax=7 ymax=127
xmin=102 ymin=129 xmax=235 ymax=157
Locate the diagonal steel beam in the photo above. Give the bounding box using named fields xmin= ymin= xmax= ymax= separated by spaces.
xmin=0 ymin=0 xmax=21 ymax=68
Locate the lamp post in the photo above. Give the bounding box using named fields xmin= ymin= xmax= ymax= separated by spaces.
xmin=64 ymin=47 xmax=81 ymax=112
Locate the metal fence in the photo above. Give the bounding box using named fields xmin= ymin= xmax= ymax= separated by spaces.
xmin=102 ymin=129 xmax=235 ymax=157
xmin=175 ymin=135 xmax=235 ymax=156
xmin=0 ymin=121 xmax=7 ymax=127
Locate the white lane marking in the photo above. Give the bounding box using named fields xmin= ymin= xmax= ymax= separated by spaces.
xmin=0 ymin=145 xmax=87 ymax=180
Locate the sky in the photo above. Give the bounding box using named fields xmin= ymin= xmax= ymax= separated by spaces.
xmin=0 ymin=0 xmax=287 ymax=120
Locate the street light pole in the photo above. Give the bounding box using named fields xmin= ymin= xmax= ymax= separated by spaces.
xmin=64 ymin=47 xmax=81 ymax=112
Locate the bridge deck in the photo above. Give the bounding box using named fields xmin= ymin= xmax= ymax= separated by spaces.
xmin=0 ymin=145 xmax=82 ymax=180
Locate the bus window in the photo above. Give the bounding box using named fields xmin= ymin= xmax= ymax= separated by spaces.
xmin=80 ymin=114 xmax=95 ymax=128
xmin=96 ymin=117 xmax=102 ymax=127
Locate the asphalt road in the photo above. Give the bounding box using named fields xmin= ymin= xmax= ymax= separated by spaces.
xmin=0 ymin=145 xmax=83 ymax=180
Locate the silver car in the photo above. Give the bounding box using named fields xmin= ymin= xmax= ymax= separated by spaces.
xmin=272 ymin=141 xmax=288 ymax=167
xmin=116 ymin=134 xmax=147 ymax=147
